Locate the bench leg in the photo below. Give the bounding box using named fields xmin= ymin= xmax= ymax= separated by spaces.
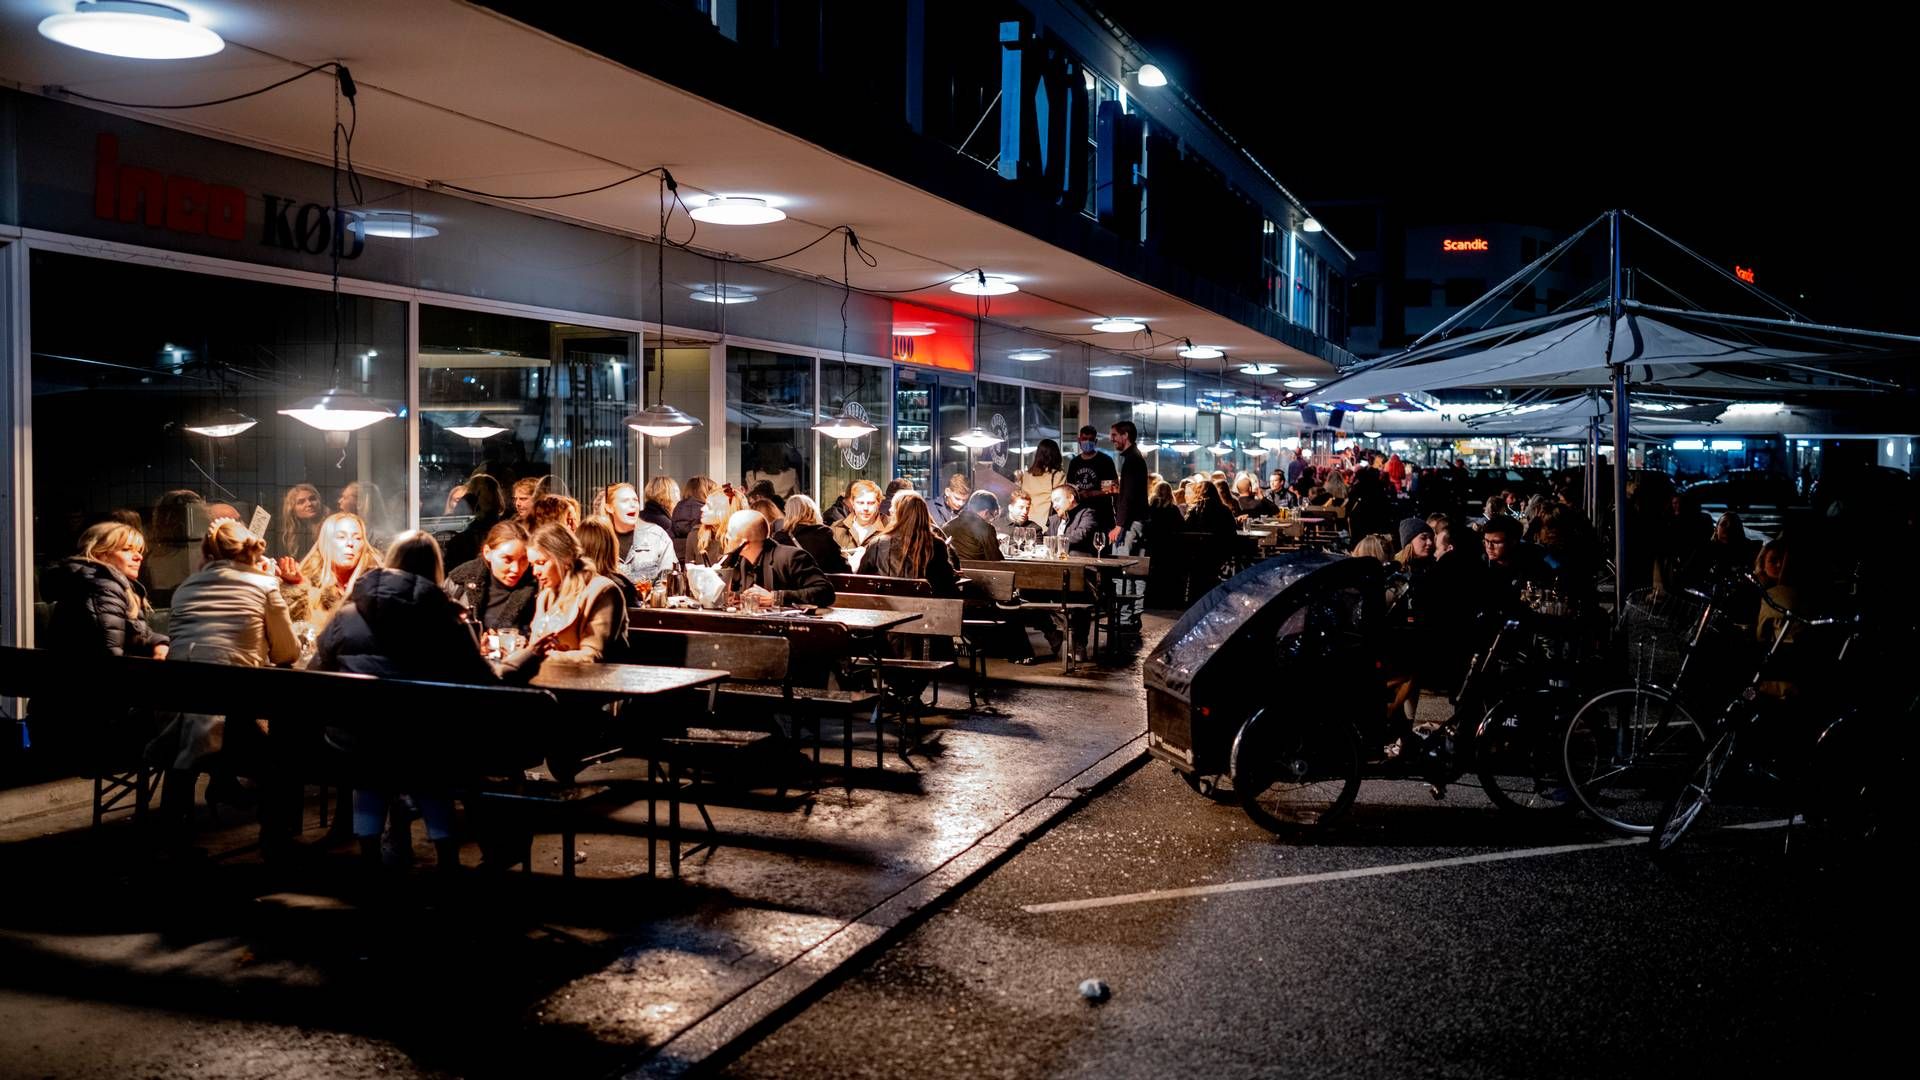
xmin=647 ymin=758 xmax=659 ymax=878
xmin=668 ymin=758 xmax=682 ymax=877
xmin=562 ymin=830 xmax=577 ymax=880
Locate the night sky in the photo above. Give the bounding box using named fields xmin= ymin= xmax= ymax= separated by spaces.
xmin=1098 ymin=5 xmax=1919 ymax=333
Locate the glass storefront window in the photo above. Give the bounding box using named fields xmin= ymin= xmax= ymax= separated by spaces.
xmin=816 ymin=361 xmax=891 ymax=512
xmin=1025 ymin=387 xmax=1063 ymax=479
xmin=1089 ymin=396 xmax=1132 ymax=471
xmin=893 ymin=370 xmax=935 ymax=494
xmin=418 ymin=304 xmax=640 ymax=529
xmin=29 ymin=250 xmax=407 ymax=612
xmin=726 ymin=347 xmax=813 ymax=498
xmin=639 ymin=346 xmax=712 ymax=491
xmin=977 ymin=379 xmax=1022 ymax=488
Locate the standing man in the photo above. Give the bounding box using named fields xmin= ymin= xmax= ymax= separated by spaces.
xmin=1108 ymin=420 xmax=1148 ymax=553
xmin=1066 ymin=424 xmax=1118 ymax=538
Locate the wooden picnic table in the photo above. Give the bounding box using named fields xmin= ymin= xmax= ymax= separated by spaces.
xmin=531 ymin=661 xmax=729 ymax=699
xmin=629 ymin=605 xmax=922 ymax=636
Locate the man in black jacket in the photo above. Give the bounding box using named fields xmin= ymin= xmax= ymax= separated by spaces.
xmin=945 ymin=491 xmax=1004 ymax=561
xmin=1048 ymin=485 xmax=1100 ymax=555
xmin=723 ymin=510 xmax=836 ymax=608
xmin=1108 ymin=420 xmax=1149 ymax=553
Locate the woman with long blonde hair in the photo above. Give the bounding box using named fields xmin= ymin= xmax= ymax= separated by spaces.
xmin=277 ymin=483 xmax=322 ymax=560
xmin=523 ymin=523 xmax=627 ymax=663
xmin=284 ymin=512 xmax=381 ymax=627
xmin=684 ymin=484 xmax=745 ymax=566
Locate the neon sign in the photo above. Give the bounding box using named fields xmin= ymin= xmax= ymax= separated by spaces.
xmin=1442 ymin=238 xmax=1490 ymax=252
xmin=1735 ymin=265 xmax=1756 ymax=283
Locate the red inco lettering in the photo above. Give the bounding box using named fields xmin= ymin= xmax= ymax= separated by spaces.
xmin=94 ymin=133 xmax=245 ymax=241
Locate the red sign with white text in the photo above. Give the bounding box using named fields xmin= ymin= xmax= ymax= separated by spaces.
xmin=889 ymin=301 xmax=975 ymax=372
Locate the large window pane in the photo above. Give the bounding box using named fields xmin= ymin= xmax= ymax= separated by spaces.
xmin=816 ymin=361 xmax=891 ymax=510
xmin=936 ymin=378 xmax=973 ymax=498
xmin=640 ymin=346 xmax=712 ymax=490
xmin=726 ymin=347 xmax=813 ymax=497
xmin=977 ymin=379 xmax=1022 ymax=489
xmin=30 ymin=250 xmax=406 ymax=612
xmin=418 ymin=305 xmax=638 ymax=526
xmin=1025 ymin=387 xmax=1063 ymax=479
xmin=893 ymin=368 xmax=934 ymax=494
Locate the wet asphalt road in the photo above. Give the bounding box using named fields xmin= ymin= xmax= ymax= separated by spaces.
xmin=723 ymin=761 xmax=1904 ymax=1080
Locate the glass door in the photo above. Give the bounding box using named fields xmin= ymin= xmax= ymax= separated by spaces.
xmin=935 ymin=376 xmax=973 ymax=496
xmin=893 ymin=368 xmax=936 ymax=494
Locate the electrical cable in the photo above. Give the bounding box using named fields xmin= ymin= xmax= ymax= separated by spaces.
xmin=45 ymin=61 xmax=345 ymax=110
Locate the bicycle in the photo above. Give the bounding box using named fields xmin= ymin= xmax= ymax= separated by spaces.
xmin=1559 ymin=578 xmax=1751 ymax=834
xmin=1650 ymin=589 xmax=1865 ymax=853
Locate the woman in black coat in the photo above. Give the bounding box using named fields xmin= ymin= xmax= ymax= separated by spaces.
xmin=444 ymin=519 xmax=538 ymax=635
xmin=311 ymin=532 xmax=498 ymax=872
xmin=44 ymin=522 xmax=170 ymax=659
xmin=774 ymin=495 xmax=851 ymax=575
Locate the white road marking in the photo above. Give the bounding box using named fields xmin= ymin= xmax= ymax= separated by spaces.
xmin=1020 ymin=838 xmax=1638 ymax=914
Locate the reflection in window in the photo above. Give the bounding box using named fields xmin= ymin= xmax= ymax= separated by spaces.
xmin=28 ymin=250 xmax=407 ymax=611
xmin=417 ymin=305 xmax=638 ymax=530
xmin=978 ymin=379 xmax=1022 ymax=486
xmin=816 ymin=361 xmax=891 ymax=513
xmin=726 ymin=348 xmax=813 ymax=497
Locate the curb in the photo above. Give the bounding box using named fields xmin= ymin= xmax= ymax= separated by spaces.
xmin=621 ymin=731 xmax=1150 ymax=1079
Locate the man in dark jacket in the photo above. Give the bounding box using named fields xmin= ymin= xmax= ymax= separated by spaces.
xmin=1108 ymin=420 xmax=1149 ymax=552
xmin=945 ymin=491 xmax=1004 ymax=561
xmin=1048 ymin=485 xmax=1101 ymax=555
xmin=723 ymin=511 xmax=836 ymax=608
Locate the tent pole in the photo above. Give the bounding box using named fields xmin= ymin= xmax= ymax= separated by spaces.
xmin=1607 ymin=210 xmax=1629 ymax=612
xmin=1585 ymin=407 xmax=1600 ymax=521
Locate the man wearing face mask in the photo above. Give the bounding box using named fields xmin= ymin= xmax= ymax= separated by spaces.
xmin=1066 ymin=424 xmax=1118 ymax=539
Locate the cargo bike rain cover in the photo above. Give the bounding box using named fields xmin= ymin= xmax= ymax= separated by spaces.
xmin=1143 ymin=551 xmax=1382 ymax=773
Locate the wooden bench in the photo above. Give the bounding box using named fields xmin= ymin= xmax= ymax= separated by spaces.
xmin=830 ymin=594 xmax=966 ymax=745
xmin=626 ymin=612 xmax=890 ymax=771
xmin=960 ymin=560 xmax=1098 ymax=672
xmin=958 ymin=567 xmax=1019 ymax=704
xmin=0 ymin=645 xmax=641 ymax=878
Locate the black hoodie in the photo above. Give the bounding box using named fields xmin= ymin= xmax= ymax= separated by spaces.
xmin=311 ymin=568 xmax=497 ymax=685
xmin=42 ymin=556 xmax=167 ymax=657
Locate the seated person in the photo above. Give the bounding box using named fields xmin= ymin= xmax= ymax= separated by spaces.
xmin=944 ymin=491 xmax=1004 ymax=562
xmin=1048 ymin=484 xmax=1100 ymax=555
xmin=722 ymin=510 xmax=836 ymax=609
xmin=999 ymin=492 xmax=1045 ymax=545
xmin=863 ymin=495 xmax=960 ymax=597
xmin=929 ymin=473 xmax=970 ymax=530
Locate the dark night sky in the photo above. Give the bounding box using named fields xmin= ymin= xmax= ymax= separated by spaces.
xmin=1096 ymin=4 xmax=1920 ymax=333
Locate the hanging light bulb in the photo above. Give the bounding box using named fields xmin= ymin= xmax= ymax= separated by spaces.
xmin=182 ymin=406 xmax=257 ymax=439
xmin=954 ymin=426 xmax=1004 ymax=449
xmin=624 ymin=402 xmax=704 ymax=439
xmin=626 ymin=174 xmax=705 ymax=440
xmin=1206 ymin=439 xmax=1235 ymax=456
xmin=39 ymin=1 xmax=224 ymax=59
xmin=280 ymin=388 xmax=395 ymax=434
xmin=813 ymin=404 xmax=877 ymax=441
xmin=899 ymin=442 xmax=933 ymax=454
xmin=446 ymin=424 xmax=510 ymax=440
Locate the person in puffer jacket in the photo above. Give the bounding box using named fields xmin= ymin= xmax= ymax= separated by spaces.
xmin=35 ymin=521 xmax=171 ymax=759
xmin=43 ymin=521 xmax=170 ymax=658
xmin=310 ymin=531 xmax=498 ymax=872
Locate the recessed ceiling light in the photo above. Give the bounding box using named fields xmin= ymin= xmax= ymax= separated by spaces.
xmin=1155 ymin=379 xmax=1185 ymax=389
xmin=1009 ymin=349 xmax=1051 ymax=362
xmin=1239 ymin=363 xmax=1280 ymax=375
xmin=1344 ymin=398 xmax=1372 ymax=406
xmin=893 ymin=324 xmax=937 ymax=337
xmin=951 ymin=273 xmax=1020 ymax=296
xmin=1364 ymin=401 xmax=1391 ymax=412
xmin=1088 ymin=365 xmax=1132 ymax=378
xmin=1177 ymin=344 xmax=1224 ymax=360
xmin=1091 ymin=317 xmax=1146 ymax=333
xmin=1362 ymin=431 xmax=1382 ymax=438
xmin=690 ymin=285 xmax=756 ymax=304
xmin=39 ymin=1 xmax=224 ymax=60
xmin=686 ymin=194 xmax=787 ymax=225
xmin=1283 ymin=378 xmax=1318 ymax=390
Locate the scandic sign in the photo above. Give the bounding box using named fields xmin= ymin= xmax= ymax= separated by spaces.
xmin=92 ymin=133 xmax=364 ymax=259
xmin=1442 ymin=238 xmax=1490 ymax=252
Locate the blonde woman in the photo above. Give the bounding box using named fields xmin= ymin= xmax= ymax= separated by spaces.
xmin=603 ymin=482 xmax=678 ymax=583
xmin=673 ymin=476 xmax=718 ymax=538
xmin=1019 ymin=438 xmax=1068 ymax=528
xmin=777 ymin=494 xmax=850 ymax=575
xmin=157 ymin=519 xmax=303 ymax=845
xmin=283 ymin=512 xmax=381 ymax=628
xmin=45 ymin=521 xmax=169 ymax=658
xmin=277 ymin=483 xmax=322 ymax=560
xmin=522 ymin=523 xmax=628 ymax=663
xmin=641 ymin=476 xmax=680 ymax=534
xmin=684 ymin=484 xmax=745 ymax=566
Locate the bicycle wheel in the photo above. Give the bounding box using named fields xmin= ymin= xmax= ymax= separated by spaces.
xmin=1562 ymin=686 xmax=1706 ymax=835
xmin=1231 ymin=708 xmax=1361 ymax=834
xmin=1652 ymin=727 xmax=1738 ymax=853
xmin=1475 ymin=694 xmax=1575 ymax=814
